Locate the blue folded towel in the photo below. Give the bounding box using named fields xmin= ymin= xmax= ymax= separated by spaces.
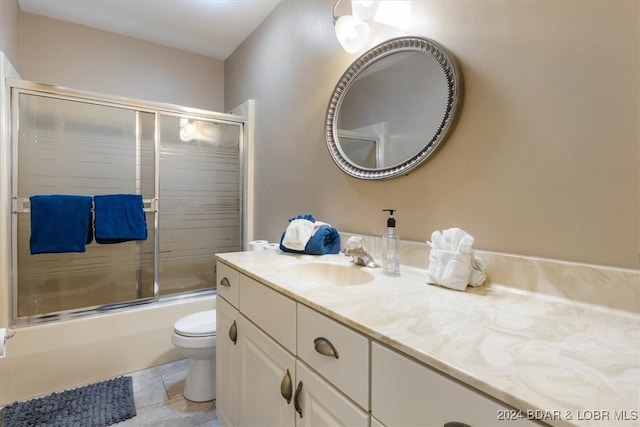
xmin=279 ymin=214 xmax=340 ymax=255
xmin=94 ymin=194 xmax=147 ymax=244
xmin=29 ymin=195 xmax=93 ymax=254
xmin=305 ymin=225 xmax=341 ymax=255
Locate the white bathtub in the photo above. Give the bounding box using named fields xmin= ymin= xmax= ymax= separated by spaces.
xmin=0 ymin=295 xmax=216 ymax=404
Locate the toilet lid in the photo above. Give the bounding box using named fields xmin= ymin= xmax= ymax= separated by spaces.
xmin=174 ymin=310 xmax=217 ymax=337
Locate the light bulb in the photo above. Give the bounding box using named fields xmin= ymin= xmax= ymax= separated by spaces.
xmin=334 ymin=15 xmax=370 ymax=53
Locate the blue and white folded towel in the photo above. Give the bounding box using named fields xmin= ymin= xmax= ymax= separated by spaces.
xmin=29 ymin=194 xmax=93 ymax=254
xmin=279 ymin=214 xmax=340 ymax=255
xmin=426 ymin=227 xmax=486 ymax=291
xmin=94 ymin=194 xmax=147 ymax=244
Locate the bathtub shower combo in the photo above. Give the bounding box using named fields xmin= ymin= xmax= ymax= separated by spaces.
xmin=8 ymin=80 xmax=245 ymax=326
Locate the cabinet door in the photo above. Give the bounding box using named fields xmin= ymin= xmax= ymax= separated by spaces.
xmin=371 ymin=342 xmax=540 ymax=427
xmin=238 ymin=315 xmax=296 ymax=427
xmin=294 ymin=361 xmax=369 ymax=427
xmin=216 ymin=296 xmax=239 ymax=427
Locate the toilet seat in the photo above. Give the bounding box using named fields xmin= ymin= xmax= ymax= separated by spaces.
xmin=174 ymin=310 xmax=216 ymax=338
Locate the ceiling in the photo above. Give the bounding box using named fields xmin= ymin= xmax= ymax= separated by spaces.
xmin=17 ymin=0 xmax=282 ymax=60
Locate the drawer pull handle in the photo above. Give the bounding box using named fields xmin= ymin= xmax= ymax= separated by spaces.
xmin=293 ymin=381 xmax=303 ymax=418
xmin=219 ymin=277 xmax=231 ymax=287
xmin=280 ymin=369 xmax=292 ymax=404
xmin=444 ymin=423 xmax=472 ymax=427
xmin=313 ymin=337 xmax=339 ymax=359
xmin=229 ymin=320 xmax=237 ymax=345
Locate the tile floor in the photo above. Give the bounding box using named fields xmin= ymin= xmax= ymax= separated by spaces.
xmin=117 ymin=358 xmax=221 ymax=426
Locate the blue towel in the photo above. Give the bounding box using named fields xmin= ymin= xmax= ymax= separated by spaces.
xmin=94 ymin=194 xmax=147 ymax=244
xmin=29 ymin=195 xmax=93 ymax=254
xmin=279 ymin=222 xmax=340 ymax=255
xmin=305 ymin=225 xmax=341 ymax=255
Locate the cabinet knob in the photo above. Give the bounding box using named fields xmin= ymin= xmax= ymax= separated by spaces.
xmin=444 ymin=423 xmax=472 ymax=427
xmin=313 ymin=337 xmax=339 ymax=359
xmin=280 ymin=369 xmax=292 ymax=404
xmin=228 ymin=320 xmax=237 ymax=345
xmin=293 ymin=381 xmax=303 ymax=418
xmin=219 ymin=277 xmax=231 ymax=287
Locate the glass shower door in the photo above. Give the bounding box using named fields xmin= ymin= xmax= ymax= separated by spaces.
xmin=10 ymin=82 xmax=245 ymax=325
xmin=14 ymin=93 xmax=156 ymax=317
xmin=158 ymin=114 xmax=241 ymax=296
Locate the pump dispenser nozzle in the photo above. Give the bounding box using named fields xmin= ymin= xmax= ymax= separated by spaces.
xmin=382 ymin=209 xmax=396 ymax=228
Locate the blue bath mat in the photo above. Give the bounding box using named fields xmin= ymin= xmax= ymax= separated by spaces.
xmin=0 ymin=376 xmax=136 ymax=427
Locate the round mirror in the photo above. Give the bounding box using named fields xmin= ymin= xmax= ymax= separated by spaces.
xmin=325 ymin=37 xmax=463 ymax=180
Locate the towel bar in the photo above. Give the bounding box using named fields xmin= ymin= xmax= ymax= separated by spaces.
xmin=12 ymin=197 xmax=158 ymax=214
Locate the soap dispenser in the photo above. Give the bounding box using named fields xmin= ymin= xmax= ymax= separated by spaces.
xmin=382 ymin=209 xmax=400 ymax=276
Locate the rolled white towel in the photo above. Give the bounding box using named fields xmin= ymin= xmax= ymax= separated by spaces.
xmin=282 ymin=219 xmax=332 ymax=251
xmin=282 ymin=219 xmax=315 ymax=251
xmin=426 ymin=249 xmax=472 ymax=291
xmin=426 ymin=227 xmax=486 ymax=291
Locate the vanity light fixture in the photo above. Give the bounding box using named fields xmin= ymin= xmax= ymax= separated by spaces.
xmin=333 ymin=1 xmax=412 ymax=53
xmin=333 ymin=0 xmax=380 ymax=53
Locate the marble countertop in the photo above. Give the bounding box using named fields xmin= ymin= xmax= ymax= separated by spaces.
xmin=216 ymin=250 xmax=640 ymax=427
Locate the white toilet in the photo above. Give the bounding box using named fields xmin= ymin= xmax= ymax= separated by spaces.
xmin=171 ymin=309 xmax=217 ymax=402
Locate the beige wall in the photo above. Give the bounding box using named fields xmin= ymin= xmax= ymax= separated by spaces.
xmin=19 ymin=12 xmax=225 ymax=111
xmin=225 ymin=0 xmax=640 ymax=270
xmin=0 ymin=0 xmax=20 ymax=65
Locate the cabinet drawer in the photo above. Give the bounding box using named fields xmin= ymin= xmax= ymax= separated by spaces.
xmin=371 ymin=342 xmax=540 ymax=427
xmin=297 ymin=304 xmax=369 ymax=410
xmin=216 ymin=261 xmax=240 ymax=308
xmin=240 ymin=274 xmax=296 ymax=354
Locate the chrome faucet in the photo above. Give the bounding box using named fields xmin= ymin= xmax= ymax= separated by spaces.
xmin=342 ymin=236 xmax=379 ymax=268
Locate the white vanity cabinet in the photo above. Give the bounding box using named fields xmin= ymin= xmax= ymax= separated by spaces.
xmin=216 ymin=267 xmax=297 ymax=427
xmin=216 ymin=259 xmax=541 ymax=427
xmin=217 ymin=290 xmax=297 ymax=427
xmin=216 ymin=261 xmax=366 ymax=427
xmin=371 ymin=342 xmax=540 ymax=427
xmin=237 ymin=271 xmax=297 ymax=426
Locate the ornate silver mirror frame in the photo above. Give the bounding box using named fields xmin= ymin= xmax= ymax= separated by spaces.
xmin=325 ymin=36 xmax=463 ymax=180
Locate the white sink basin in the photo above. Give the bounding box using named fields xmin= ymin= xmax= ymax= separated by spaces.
xmin=279 ymin=261 xmax=375 ymax=286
